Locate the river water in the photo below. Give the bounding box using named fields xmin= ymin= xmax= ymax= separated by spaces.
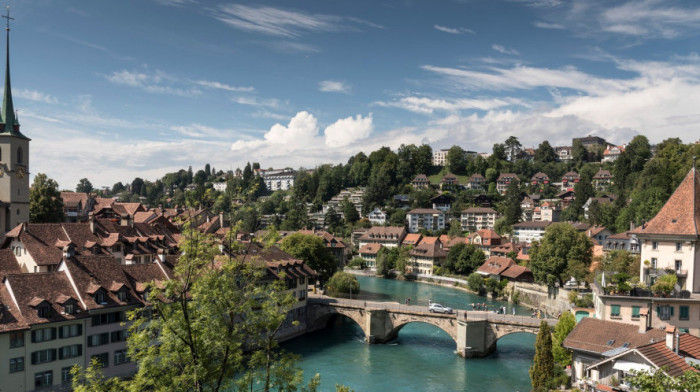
xmin=282 ymin=275 xmax=536 ymax=391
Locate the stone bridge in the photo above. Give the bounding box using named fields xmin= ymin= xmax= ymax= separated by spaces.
xmin=307 ymin=296 xmax=557 ymax=357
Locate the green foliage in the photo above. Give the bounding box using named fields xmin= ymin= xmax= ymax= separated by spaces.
xmin=444 ymin=243 xmax=486 ymax=275
xmin=76 ymin=178 xmax=94 ymax=193
xmin=280 ymin=233 xmax=337 ymax=282
xmin=530 ymin=321 xmax=554 ymax=392
xmin=652 ymin=274 xmax=677 ymax=297
xmin=348 ymin=256 xmax=365 ymax=269
xmin=534 ymin=140 xmax=557 ymax=164
xmin=529 ymin=223 xmax=593 ymax=286
xmin=29 ymin=173 xmax=65 ymax=223
xmin=71 ymin=358 xmax=127 ymax=392
xmin=447 ymin=145 xmax=467 ymax=174
xmin=467 ymin=273 xmax=483 ymax=292
xmin=341 ymin=198 xmax=360 ymax=224
xmin=552 ymin=312 xmax=576 ymax=367
xmin=502 ymin=180 xmax=522 ymax=226
xmin=326 ymin=271 xmax=360 ymax=297
xmin=627 ymin=366 xmax=700 ymax=392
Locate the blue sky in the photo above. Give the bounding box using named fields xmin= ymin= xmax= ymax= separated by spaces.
xmin=8 ymin=0 xmax=700 ymax=188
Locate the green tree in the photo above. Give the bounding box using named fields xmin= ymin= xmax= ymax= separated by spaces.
xmin=280 ymin=233 xmax=337 ymax=282
xmin=415 ymin=144 xmax=433 ymax=175
xmin=342 ymin=198 xmax=360 ymax=224
xmin=325 ymin=271 xmax=360 ymax=297
xmin=467 ymin=273 xmax=483 ymax=292
xmin=324 ymin=206 xmax=343 ymax=234
xmin=76 ymin=178 xmax=94 ymax=193
xmin=502 ymin=180 xmax=522 ymax=226
xmin=375 ymin=246 xmax=391 ymax=277
xmin=444 ymin=243 xmax=486 ymax=275
xmin=529 ymin=223 xmax=593 ymax=286
xmin=29 ymin=173 xmax=65 ymax=223
xmin=627 ymin=366 xmax=700 ymax=392
xmin=530 ymin=321 xmax=554 ymax=392
xmin=504 ymin=136 xmax=522 ymax=162
xmin=447 ymin=145 xmax=467 ymax=174
xmin=124 ymin=226 xmax=302 ymax=392
xmin=552 ymin=312 xmax=576 ymax=367
xmin=534 ymin=140 xmax=557 ymax=164
xmin=71 ymin=358 xmax=127 ymax=392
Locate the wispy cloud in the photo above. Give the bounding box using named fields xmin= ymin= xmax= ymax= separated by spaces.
xmin=193 ymin=80 xmax=254 ymax=92
xmin=213 ymin=4 xmax=380 ymax=38
xmin=600 ymin=0 xmax=700 ymax=39
xmin=153 ymin=0 xmax=197 ymax=7
xmin=105 ymin=69 xmax=201 ymax=96
xmin=492 ymin=44 xmax=519 ymax=55
xmin=375 ymin=96 xmax=528 ymax=114
xmin=319 ymin=80 xmax=351 ymax=93
xmin=15 ymin=89 xmax=59 ymax=104
xmin=434 ymin=25 xmax=475 ymax=34
xmin=170 ymin=123 xmax=235 ymax=139
xmin=533 ymin=21 xmax=564 ymax=29
xmin=232 ymin=96 xmax=285 ymax=109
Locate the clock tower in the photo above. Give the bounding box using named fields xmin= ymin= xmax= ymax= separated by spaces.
xmin=0 ymin=7 xmax=29 ymax=233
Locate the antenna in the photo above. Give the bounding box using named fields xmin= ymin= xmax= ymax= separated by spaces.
xmin=2 ymin=6 xmax=13 ymax=31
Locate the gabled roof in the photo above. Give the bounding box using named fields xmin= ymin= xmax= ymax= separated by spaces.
xmin=359 ymin=243 xmax=382 ymax=255
xmin=409 ymin=242 xmax=447 ymax=259
xmin=408 ymin=208 xmax=443 ymax=214
xmin=412 ymin=174 xmax=429 ymax=183
xmin=401 ymin=233 xmax=423 ymax=246
xmin=633 ymin=167 xmax=700 ymax=237
xmin=563 ymin=317 xmax=665 ymax=355
xmin=497 ymin=173 xmax=519 ymax=181
xmin=0 ymin=249 xmax=20 ymax=279
xmin=477 ymin=256 xmax=515 ymax=275
xmin=3 ymin=272 xmax=86 ymax=326
xmin=60 ymin=192 xmax=89 ymax=209
xmin=636 ymin=335 xmax=700 ymax=377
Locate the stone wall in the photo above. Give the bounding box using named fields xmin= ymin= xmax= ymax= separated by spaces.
xmin=508 ymin=281 xmax=573 ymax=316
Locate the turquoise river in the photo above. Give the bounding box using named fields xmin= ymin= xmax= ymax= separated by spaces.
xmin=282 ymin=275 xmax=537 ymax=391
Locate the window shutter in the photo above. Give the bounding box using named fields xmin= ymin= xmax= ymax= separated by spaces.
xmin=671 ymin=306 xmax=674 ymax=316
xmin=58 ymin=326 xmax=64 ymax=339
xmin=31 ymin=330 xmax=36 ymax=343
xmin=656 ymin=306 xmax=660 ymax=315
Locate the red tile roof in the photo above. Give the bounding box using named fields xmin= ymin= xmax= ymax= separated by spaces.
xmin=633 ymin=167 xmax=699 ymax=236
xmin=563 ymin=317 xmax=665 ymax=355
xmin=359 ymin=243 xmax=382 ymax=255
xmin=402 ymin=233 xmax=423 ymax=246
xmin=477 ymin=256 xmax=515 ymax=276
xmin=636 ymin=335 xmax=700 ymax=377
xmin=409 ymin=242 xmax=447 ymax=259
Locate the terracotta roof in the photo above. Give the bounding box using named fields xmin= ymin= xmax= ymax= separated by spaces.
xmin=563 ymin=318 xmax=665 ymax=355
xmin=500 ymin=264 xmax=532 ymax=279
xmin=531 ymin=172 xmax=550 ymax=180
xmin=420 ymin=236 xmax=440 ymax=245
xmin=402 ymin=233 xmax=423 ymax=246
xmin=359 ymin=226 xmax=406 ymax=241
xmin=409 ymin=242 xmax=447 ymax=259
xmin=636 ymin=335 xmax=700 ymax=377
xmin=0 ymin=281 xmax=28 ymax=332
xmin=593 ymin=170 xmax=613 ymax=179
xmin=134 ymin=211 xmax=157 ymax=223
xmin=586 ymin=225 xmax=609 ymax=238
xmin=112 ymin=202 xmax=145 ymax=218
xmin=447 ymin=237 xmax=469 ymax=248
xmin=633 ymin=167 xmax=699 ymax=236
xmin=477 ymin=256 xmax=515 ymax=275
xmin=297 ymin=230 xmax=345 ymax=248
xmin=61 ymin=192 xmax=89 ymax=209
xmin=476 ymin=229 xmax=501 ymax=240
xmin=231 ymin=242 xmax=317 ymax=281
xmin=468 ymin=174 xmax=485 ymax=181
xmin=412 ymin=174 xmax=429 ymax=183
xmin=0 ymin=249 xmax=20 ymax=279
xmin=497 ymin=173 xmax=519 ymax=181
xmin=439 ymin=235 xmax=450 ymax=244
xmin=62 ymin=255 xmax=141 ymax=310
xmin=408 ymin=208 xmax=443 ymax=214
xmin=359 ymin=243 xmax=382 ymax=255
xmin=607 ymin=230 xmax=634 ymax=240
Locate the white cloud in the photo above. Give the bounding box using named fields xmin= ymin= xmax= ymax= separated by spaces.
xmin=153 ymin=0 xmax=197 ymax=7
xmin=600 ymin=0 xmax=700 ymax=39
xmin=434 ymin=25 xmax=475 ymax=34
xmin=533 ymin=21 xmax=564 ymax=29
xmin=375 ymin=96 xmax=528 ymax=114
xmin=232 ymin=96 xmax=284 ymax=109
xmin=491 ymin=44 xmax=519 ymax=55
xmin=193 ymin=80 xmax=254 ymax=92
xmin=324 ymin=114 xmax=373 ymax=147
xmin=319 ymin=80 xmax=350 ymax=93
xmin=213 ymin=4 xmax=379 ymax=37
xmin=15 ymin=89 xmax=59 ymax=104
xmin=170 ymin=123 xmax=236 ymax=139
xmin=105 ymin=70 xmax=201 ymax=96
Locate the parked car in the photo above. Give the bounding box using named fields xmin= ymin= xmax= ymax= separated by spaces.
xmin=428 ymin=303 xmax=453 ymax=314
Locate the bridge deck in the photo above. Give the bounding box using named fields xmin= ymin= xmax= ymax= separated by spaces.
xmin=308 ymin=296 xmax=556 ymax=327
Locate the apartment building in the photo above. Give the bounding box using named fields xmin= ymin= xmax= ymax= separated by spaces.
xmin=406 ymin=209 xmax=446 ymax=233
xmin=460 ymin=207 xmax=498 ymax=231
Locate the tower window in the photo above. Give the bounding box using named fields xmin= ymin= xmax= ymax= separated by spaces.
xmin=17 ymin=146 xmax=22 ymax=164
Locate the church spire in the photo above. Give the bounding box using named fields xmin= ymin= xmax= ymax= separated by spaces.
xmin=1 ymin=6 xmax=19 ymax=135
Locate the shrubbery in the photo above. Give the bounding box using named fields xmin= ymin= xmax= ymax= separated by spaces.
xmin=325 ymin=272 xmax=360 ymax=297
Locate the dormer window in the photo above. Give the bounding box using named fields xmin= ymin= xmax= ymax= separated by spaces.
xmin=37 ymin=305 xmax=50 ymax=318
xmin=64 ymin=303 xmax=74 ymax=315
xmin=117 ymin=290 xmax=127 ymax=302
xmin=95 ymin=291 xmax=106 ymax=305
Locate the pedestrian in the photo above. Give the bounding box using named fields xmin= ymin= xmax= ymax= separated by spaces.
xmin=512 ymin=307 xmax=516 ymax=315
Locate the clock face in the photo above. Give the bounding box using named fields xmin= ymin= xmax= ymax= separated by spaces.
xmin=16 ymin=167 xmax=24 ymax=179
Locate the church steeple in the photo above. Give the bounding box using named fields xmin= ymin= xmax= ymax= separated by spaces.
xmin=0 ymin=6 xmax=23 ymax=138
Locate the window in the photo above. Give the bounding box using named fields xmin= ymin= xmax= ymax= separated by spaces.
xmin=680 ymin=306 xmax=689 ymax=321
xmin=31 ymin=327 xmax=57 ymax=343
xmin=34 ymin=371 xmax=52 ymax=388
xmin=632 ymin=306 xmax=641 ymax=319
xmin=610 ymin=305 xmax=621 ymax=318
xmin=10 ymin=331 xmax=24 ymax=348
xmin=64 ymin=303 xmax=75 ymax=315
xmin=651 ymin=258 xmax=657 ymax=268
xmin=95 ymin=291 xmax=106 ymax=305
xmin=31 ymin=349 xmax=57 ymax=365
xmin=61 ymin=367 xmax=73 ymax=383
xmin=606 ymin=339 xmax=615 ymax=346
xmin=675 ymin=260 xmax=682 ymax=273
xmin=59 ymin=324 xmax=82 ymax=339
xmin=657 ymin=305 xmax=674 ymax=320
xmin=37 ymin=305 xmax=51 ymax=318
xmin=58 ymin=344 xmax=82 ymax=359
xmin=111 ymin=329 xmax=128 ymax=343
xmin=676 ymin=242 xmax=683 ymax=251
xmin=91 ymin=311 xmax=125 ymax=326
xmin=652 ymin=241 xmax=658 ymax=250
xmin=9 ymin=357 xmax=24 ymax=373
xmin=87 ymin=333 xmax=110 ymax=347
xmin=92 ymin=353 xmax=109 ymax=368
xmin=114 ymin=349 xmax=129 ymax=365
xmin=117 ymin=290 xmax=127 ymax=302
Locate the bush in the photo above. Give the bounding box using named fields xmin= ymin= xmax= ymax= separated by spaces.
xmin=348 ymin=257 xmax=364 ymax=269
xmin=512 ymin=289 xmax=521 ymax=304
xmin=467 ymin=273 xmax=483 ymax=292
xmin=325 ymin=272 xmax=360 ymax=297
xmin=652 ymin=274 xmax=677 ymax=297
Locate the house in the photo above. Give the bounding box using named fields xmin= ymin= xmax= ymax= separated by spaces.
xmin=467 ymin=229 xmax=502 ymax=256
xmin=489 ymin=242 xmax=522 ymax=258
xmin=530 ymin=172 xmax=550 ymax=187
xmin=561 ymin=171 xmax=580 ymax=191
xmin=602 ymin=144 xmax=625 ymax=163
xmin=262 ymin=169 xmax=296 ymax=191
xmin=593 ymin=170 xmax=614 ymax=192
xmin=401 ymin=233 xmax=423 ymax=247
xmin=603 ymin=231 xmax=640 ymax=254
xmin=580 ymin=326 xmax=700 ymax=391
xmin=496 ymin=173 xmax=519 ymax=195
xmin=573 ymin=135 xmax=609 ymax=151
xmin=406 ymin=209 xmax=446 ymax=233
xmin=583 ymin=195 xmax=615 ymax=219
xmin=522 ymin=148 xmax=535 ymax=162
xmin=476 ymin=256 xmax=533 ymax=282
xmin=432 ymin=149 xmax=450 ymax=166
xmin=367 ymin=208 xmax=387 ymax=226
xmin=532 ymin=201 xmax=560 ymax=222
xmin=60 ymin=192 xmax=95 ymax=223
xmin=556 ymin=190 xmax=576 ymax=209
xmin=431 ymin=194 xmax=453 ymax=212
xmin=440 ymin=173 xmax=459 ymax=191
xmin=407 ymin=242 xmax=447 ymax=275
xmin=586 ymin=226 xmax=612 ymax=245
xmin=393 ymin=194 xmax=411 ymax=208
xmin=562 ymin=317 xmax=666 ymax=385
xmin=555 ymin=146 xmax=573 ymax=162
xmin=358 ymin=243 xmax=382 ymax=270
xmin=460 ymin=207 xmax=498 ymax=231
xmin=512 ymin=221 xmax=552 ymax=243
xmin=411 ymin=174 xmax=431 ymax=190
xmin=358 ymin=226 xmax=407 ymax=248
xmin=466 ymin=174 xmax=486 ymax=191
xmin=297 ymin=230 xmax=346 ymax=268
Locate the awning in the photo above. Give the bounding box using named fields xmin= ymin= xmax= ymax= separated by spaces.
xmin=612 ymin=360 xmax=653 ymax=373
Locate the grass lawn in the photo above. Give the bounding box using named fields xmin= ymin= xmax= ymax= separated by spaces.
xmin=427 ymin=167 xmax=472 ymax=184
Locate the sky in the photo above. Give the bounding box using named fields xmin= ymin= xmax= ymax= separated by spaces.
xmin=6 ymin=0 xmax=700 ymax=189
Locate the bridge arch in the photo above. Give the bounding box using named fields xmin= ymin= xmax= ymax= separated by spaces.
xmin=387 ymin=320 xmax=458 ymax=347
xmin=307 ymin=303 xmax=369 ymax=338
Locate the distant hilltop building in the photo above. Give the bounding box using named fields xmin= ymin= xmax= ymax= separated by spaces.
xmin=432 ymin=148 xmax=477 ymax=166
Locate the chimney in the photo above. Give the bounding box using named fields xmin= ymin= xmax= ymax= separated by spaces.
xmin=676 ymin=332 xmax=680 ymax=355
xmin=219 ymin=212 xmax=224 ymax=228
xmin=638 ymin=308 xmax=650 ymax=333
xmin=665 ymin=325 xmax=676 ymax=350
xmin=88 ymin=212 xmax=95 ymax=234
xmin=21 ymin=222 xmax=27 ymax=233
xmin=158 ymin=249 xmax=165 ymax=263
